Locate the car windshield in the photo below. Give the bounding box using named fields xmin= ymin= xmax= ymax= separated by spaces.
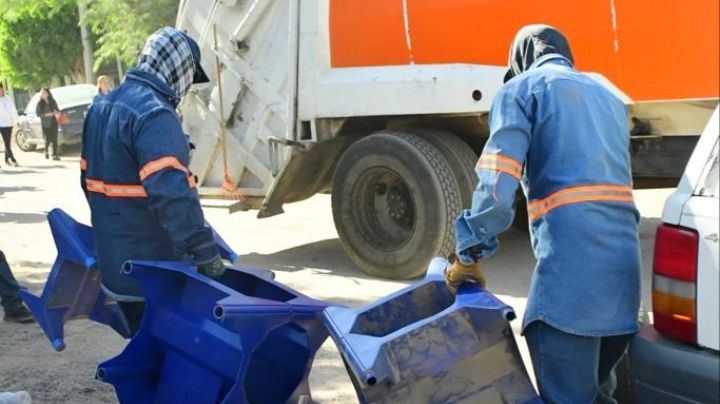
xmin=24 ymin=84 xmax=96 ymax=114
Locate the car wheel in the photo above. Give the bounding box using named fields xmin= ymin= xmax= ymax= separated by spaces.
xmin=332 ymin=131 xmax=463 ymax=279
xmin=14 ymin=129 xmax=36 ymax=152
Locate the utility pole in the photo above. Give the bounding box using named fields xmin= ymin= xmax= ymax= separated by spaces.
xmin=78 ymin=2 xmax=94 ymax=84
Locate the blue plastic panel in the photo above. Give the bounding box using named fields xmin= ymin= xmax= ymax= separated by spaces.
xmin=19 ymin=209 xmax=131 ymax=351
xmin=96 ymin=261 xmax=329 ymax=404
xmin=20 ymin=209 xmax=243 ymax=351
xmin=323 ymin=257 xmax=542 ymax=404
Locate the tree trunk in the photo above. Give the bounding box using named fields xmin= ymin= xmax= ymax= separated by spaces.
xmin=78 ymin=2 xmax=94 ymax=84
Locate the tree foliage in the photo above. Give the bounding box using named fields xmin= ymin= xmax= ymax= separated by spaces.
xmin=0 ymin=1 xmax=83 ymax=87
xmin=0 ymin=0 xmax=180 ymax=86
xmin=82 ymin=0 xmax=180 ymax=70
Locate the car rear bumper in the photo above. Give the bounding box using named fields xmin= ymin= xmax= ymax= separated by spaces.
xmin=631 ymin=324 xmax=720 ymax=403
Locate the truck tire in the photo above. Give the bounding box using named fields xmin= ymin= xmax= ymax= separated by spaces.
xmin=332 ymin=131 xmax=463 ymax=279
xmin=512 ymin=191 xmax=529 ymax=230
xmin=414 ymin=129 xmax=478 ymax=207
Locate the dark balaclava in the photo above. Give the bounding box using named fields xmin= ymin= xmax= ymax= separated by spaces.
xmin=136 ymin=27 xmax=209 ymax=98
xmin=504 ymin=24 xmax=574 ymax=83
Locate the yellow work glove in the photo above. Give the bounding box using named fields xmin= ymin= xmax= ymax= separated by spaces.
xmin=445 ymin=259 xmax=486 ymax=294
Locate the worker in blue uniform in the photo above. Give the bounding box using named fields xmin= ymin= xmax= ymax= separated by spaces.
xmin=446 ymin=25 xmax=641 ymax=403
xmin=81 ymin=27 xmax=225 ymax=333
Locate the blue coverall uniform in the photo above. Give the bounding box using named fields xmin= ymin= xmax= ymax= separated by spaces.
xmin=455 ymin=54 xmax=641 ymax=402
xmin=80 ymin=69 xmax=220 ymax=300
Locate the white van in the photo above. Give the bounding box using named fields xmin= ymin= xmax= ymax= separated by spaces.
xmin=630 ymin=107 xmax=719 ymax=402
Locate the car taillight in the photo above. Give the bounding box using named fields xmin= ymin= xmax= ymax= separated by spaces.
xmin=652 ymin=224 xmax=698 ymax=344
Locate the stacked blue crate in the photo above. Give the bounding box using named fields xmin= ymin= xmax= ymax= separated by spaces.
xmin=323 ymin=257 xmax=542 ymax=404
xmin=96 ymin=260 xmax=329 ymax=404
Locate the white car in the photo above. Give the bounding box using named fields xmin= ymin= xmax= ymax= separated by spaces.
xmin=630 ymin=106 xmax=719 ymax=402
xmin=15 ymin=84 xmax=97 ymax=152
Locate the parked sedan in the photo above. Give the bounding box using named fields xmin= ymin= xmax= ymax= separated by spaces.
xmin=15 ymin=84 xmax=97 ymax=152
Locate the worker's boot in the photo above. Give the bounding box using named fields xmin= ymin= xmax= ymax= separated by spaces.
xmin=3 ymin=305 xmax=35 ymax=323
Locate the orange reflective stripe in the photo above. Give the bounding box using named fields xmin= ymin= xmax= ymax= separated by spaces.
xmin=85 ymin=178 xmax=147 ymax=198
xmin=527 ymin=184 xmax=633 ymax=210
xmin=528 ymin=184 xmax=634 ymax=220
xmin=139 ymin=156 xmax=188 ymax=181
xmin=475 ymin=154 xmax=523 ymax=180
xmin=80 ymin=158 xmax=87 ymax=171
xmin=85 ymin=179 xmax=104 ymax=193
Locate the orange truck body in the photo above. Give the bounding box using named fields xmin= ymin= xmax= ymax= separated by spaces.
xmin=330 ymin=0 xmax=719 ymax=103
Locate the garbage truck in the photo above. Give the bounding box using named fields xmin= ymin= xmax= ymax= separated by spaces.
xmin=175 ymin=0 xmax=719 ymax=279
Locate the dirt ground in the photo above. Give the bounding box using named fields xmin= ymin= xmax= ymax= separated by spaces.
xmin=0 ymin=144 xmax=665 ymax=403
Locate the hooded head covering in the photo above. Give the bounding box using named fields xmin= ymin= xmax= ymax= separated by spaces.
xmin=136 ymin=27 xmax=209 ymax=98
xmin=503 ymin=24 xmax=574 ymax=83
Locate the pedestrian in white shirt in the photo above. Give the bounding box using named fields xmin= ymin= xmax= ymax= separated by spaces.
xmin=0 ymin=83 xmax=20 ymax=167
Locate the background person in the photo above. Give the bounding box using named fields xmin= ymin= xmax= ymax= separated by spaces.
xmin=97 ymin=75 xmax=112 ymax=95
xmin=35 ymin=88 xmax=60 ymax=160
xmin=0 ymin=83 xmax=20 ymax=167
xmin=446 ymin=24 xmax=640 ymax=403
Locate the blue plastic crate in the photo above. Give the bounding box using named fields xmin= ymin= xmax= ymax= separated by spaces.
xmin=19 ymin=209 xmax=131 ymax=351
xmin=19 ymin=209 xmax=242 ymax=351
xmin=323 ymin=257 xmax=542 ymax=404
xmin=96 ymin=260 xmax=329 ymax=404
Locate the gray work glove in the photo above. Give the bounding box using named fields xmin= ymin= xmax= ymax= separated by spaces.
xmin=197 ymin=256 xmax=226 ymax=279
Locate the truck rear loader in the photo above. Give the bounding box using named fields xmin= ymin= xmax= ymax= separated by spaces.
xmin=176 ymin=0 xmax=719 ymax=279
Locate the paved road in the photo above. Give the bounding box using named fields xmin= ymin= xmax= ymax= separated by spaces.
xmin=0 ymin=145 xmax=668 ymax=403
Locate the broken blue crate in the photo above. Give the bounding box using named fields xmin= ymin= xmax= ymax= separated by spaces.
xmin=323 ymin=257 xmax=542 ymax=404
xmin=19 ymin=208 xmax=240 ymax=351
xmin=96 ymin=260 xmax=329 ymax=404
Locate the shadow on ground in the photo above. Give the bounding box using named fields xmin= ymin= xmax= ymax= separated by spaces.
xmin=0 ymin=169 xmax=40 ymax=175
xmin=238 ymin=230 xmax=539 ymax=302
xmin=14 ymin=164 xmax=66 ymax=170
xmin=0 ymin=212 xmax=47 ymax=224
xmin=240 ymin=238 xmax=365 ymax=278
xmin=0 ymin=186 xmax=40 ymax=194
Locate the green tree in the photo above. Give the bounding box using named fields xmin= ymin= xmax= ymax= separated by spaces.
xmin=83 ymin=0 xmax=180 ymax=70
xmin=0 ymin=0 xmax=179 ymax=85
xmin=0 ymin=2 xmax=83 ymax=87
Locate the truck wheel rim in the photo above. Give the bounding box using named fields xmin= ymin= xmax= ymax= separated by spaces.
xmin=354 ymin=167 xmax=415 ymax=252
